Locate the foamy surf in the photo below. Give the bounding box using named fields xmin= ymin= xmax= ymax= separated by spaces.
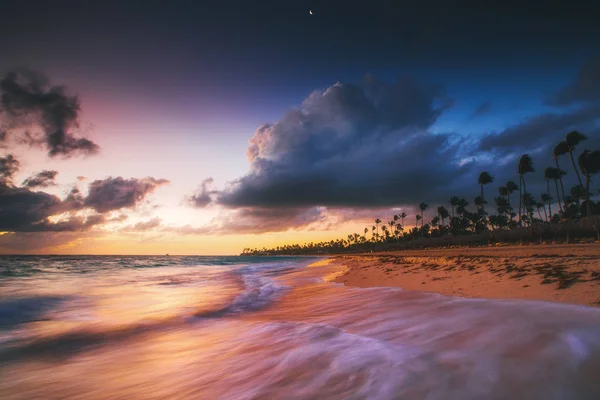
xmin=1 ymin=255 xmax=599 ymax=399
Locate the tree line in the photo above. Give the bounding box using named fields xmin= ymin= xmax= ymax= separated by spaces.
xmin=242 ymin=131 xmax=600 ymax=255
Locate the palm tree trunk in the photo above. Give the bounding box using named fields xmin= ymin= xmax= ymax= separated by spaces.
xmin=546 ymin=179 xmax=552 ymax=219
xmin=555 ymin=158 xmax=567 ymax=211
xmin=543 ymin=205 xmax=548 ymax=222
xmin=518 ymin=176 xmax=523 ymax=225
xmin=480 ymin=184 xmax=484 ymax=214
xmin=553 ymin=179 xmax=563 ymax=213
xmin=585 ymin=175 xmax=592 ymax=217
xmin=569 ymin=150 xmax=584 ymax=189
xmin=537 ymin=207 xmax=543 ymax=221
xmin=421 ymin=211 xmax=424 ymax=227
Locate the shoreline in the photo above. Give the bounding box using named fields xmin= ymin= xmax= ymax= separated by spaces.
xmin=329 ymin=243 xmax=600 ymax=307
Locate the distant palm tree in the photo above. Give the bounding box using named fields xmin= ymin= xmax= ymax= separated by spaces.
xmin=388 ymin=220 xmax=395 ymax=238
xmin=400 ymin=212 xmax=407 ymax=227
xmin=541 ymin=193 xmax=552 ymax=221
xmin=553 ymin=141 xmax=570 ymax=209
xmin=578 ymin=150 xmax=600 ymax=217
xmin=474 ymin=196 xmax=485 ymax=213
xmin=499 ymin=186 xmax=508 ymax=199
xmin=505 ymin=181 xmax=518 ymax=216
xmin=518 ymin=154 xmax=534 ymax=224
xmin=375 ymin=219 xmax=381 ymax=241
xmin=566 ymin=131 xmax=587 ymax=189
xmin=419 ymin=203 xmax=428 ymax=227
xmin=437 ymin=206 xmax=449 ymax=225
xmin=477 ymin=172 xmax=494 ymax=214
xmin=535 ymin=201 xmax=546 ymax=222
xmin=449 ymin=196 xmax=459 ymax=218
xmin=544 ymin=167 xmax=562 ymax=213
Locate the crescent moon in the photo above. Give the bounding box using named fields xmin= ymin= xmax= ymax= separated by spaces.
xmin=309 ymin=10 xmax=313 ymax=15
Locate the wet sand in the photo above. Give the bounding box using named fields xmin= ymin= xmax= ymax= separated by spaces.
xmin=332 ymin=244 xmax=600 ymax=307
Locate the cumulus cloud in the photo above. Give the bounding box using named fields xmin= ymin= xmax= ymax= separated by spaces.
xmin=210 ymin=79 xmax=471 ymax=209
xmin=0 ymin=154 xmax=169 ymax=234
xmin=84 ymin=177 xmax=169 ymax=213
xmin=0 ymin=69 xmax=99 ymax=157
xmin=187 ymin=178 xmax=214 ymax=208
xmin=548 ymin=57 xmax=600 ymax=106
xmin=22 ymin=170 xmax=58 ymax=188
xmin=186 ymin=64 xmax=600 ymax=234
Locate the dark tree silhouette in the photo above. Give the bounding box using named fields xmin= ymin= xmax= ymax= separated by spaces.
xmin=419 ymin=203 xmax=428 ymax=227
xmin=578 ymin=150 xmax=600 ymax=217
xmin=566 ymin=131 xmax=587 ymax=189
xmin=553 ymin=141 xmax=570 ymax=210
xmin=518 ymin=154 xmax=534 ymax=224
xmin=449 ymin=196 xmax=459 ymax=218
xmin=477 ymin=172 xmax=494 ymax=214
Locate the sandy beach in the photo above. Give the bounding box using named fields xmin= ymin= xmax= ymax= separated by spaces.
xmin=332 ymin=244 xmax=600 ymax=307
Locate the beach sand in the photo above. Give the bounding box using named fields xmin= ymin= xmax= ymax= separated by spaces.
xmin=332 ymin=244 xmax=600 ymax=307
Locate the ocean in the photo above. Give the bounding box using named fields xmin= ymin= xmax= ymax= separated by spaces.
xmin=1 ymin=255 xmax=599 ymax=399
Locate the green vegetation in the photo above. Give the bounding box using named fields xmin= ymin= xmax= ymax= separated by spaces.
xmin=242 ymin=131 xmax=600 ymax=255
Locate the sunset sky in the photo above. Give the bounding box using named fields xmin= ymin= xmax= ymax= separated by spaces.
xmin=1 ymin=0 xmax=599 ymax=254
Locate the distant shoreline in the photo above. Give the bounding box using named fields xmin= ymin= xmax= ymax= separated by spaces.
xmin=328 ymin=243 xmax=600 ymax=307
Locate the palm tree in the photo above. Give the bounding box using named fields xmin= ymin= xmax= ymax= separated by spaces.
xmin=544 ymin=167 xmax=563 ymax=213
xmin=566 ymin=131 xmax=587 ymax=189
xmin=553 ymin=141 xmax=570 ymax=209
xmin=477 ymin=172 xmax=494 ymax=214
xmin=474 ymin=196 xmax=485 ymax=213
xmin=375 ymin=219 xmax=381 ymax=241
xmin=505 ymin=181 xmax=518 ymax=215
xmin=578 ymin=150 xmax=600 ymax=217
xmin=518 ymin=154 xmax=534 ymax=224
xmin=419 ymin=203 xmax=428 ymax=227
xmin=449 ymin=196 xmax=459 ymax=218
xmin=541 ymin=193 xmax=552 ymax=221
xmin=400 ymin=212 xmax=407 ymax=227
xmin=535 ymin=201 xmax=545 ymax=222
xmin=499 ymin=186 xmax=508 ymax=199
xmin=437 ymin=206 xmax=449 ymax=225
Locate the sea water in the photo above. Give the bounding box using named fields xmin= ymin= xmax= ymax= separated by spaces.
xmin=1 ymin=255 xmax=599 ymax=399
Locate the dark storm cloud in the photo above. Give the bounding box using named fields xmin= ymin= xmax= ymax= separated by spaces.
xmin=0 ymin=70 xmax=99 ymax=157
xmin=187 ymin=178 xmax=214 ymax=208
xmin=479 ymin=105 xmax=600 ymax=154
xmin=549 ymin=57 xmax=600 ymax=106
xmin=472 ymin=101 xmax=492 ymax=117
xmin=22 ymin=170 xmax=58 ymax=188
xmin=0 ymin=154 xmax=169 ymax=233
xmin=212 ymin=79 xmax=473 ymax=209
xmin=84 ymin=177 xmax=169 ymax=213
xmin=0 ymin=183 xmax=62 ymax=231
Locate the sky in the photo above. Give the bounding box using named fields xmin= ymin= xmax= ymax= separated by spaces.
xmin=0 ymin=0 xmax=599 ymax=254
